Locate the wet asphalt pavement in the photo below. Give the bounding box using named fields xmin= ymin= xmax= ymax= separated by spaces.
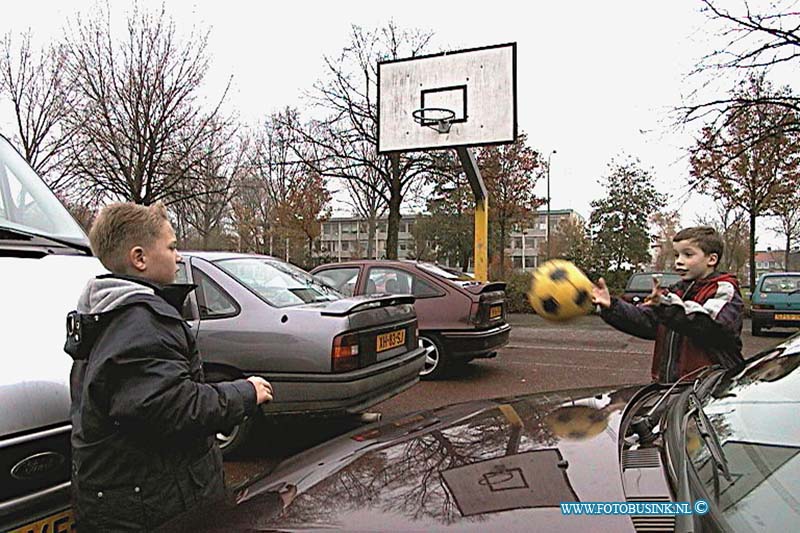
xmin=223 ymin=313 xmax=792 ymax=488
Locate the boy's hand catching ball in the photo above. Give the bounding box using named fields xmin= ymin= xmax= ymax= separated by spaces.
xmin=591 ymin=277 xmax=611 ymax=309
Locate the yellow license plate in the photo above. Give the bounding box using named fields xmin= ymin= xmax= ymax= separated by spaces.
xmin=490 ymin=305 xmax=502 ymax=319
xmin=9 ymin=509 xmax=74 ymax=533
xmin=377 ymin=329 xmax=406 ymax=352
xmin=775 ymin=313 xmax=799 ymax=321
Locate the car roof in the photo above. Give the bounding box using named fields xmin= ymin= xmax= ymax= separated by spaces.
xmin=315 ymin=259 xmax=426 ymax=269
xmin=181 ymin=251 xmax=280 ymax=262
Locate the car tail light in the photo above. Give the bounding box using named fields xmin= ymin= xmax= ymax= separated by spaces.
xmin=752 ymin=304 xmax=774 ymax=310
xmin=332 ymin=333 xmax=359 ymax=372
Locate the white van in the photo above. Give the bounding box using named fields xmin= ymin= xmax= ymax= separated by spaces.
xmin=0 ymin=134 xmax=105 ymax=532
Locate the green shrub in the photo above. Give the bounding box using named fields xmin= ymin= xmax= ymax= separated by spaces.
xmin=504 ymin=270 xmax=534 ymax=313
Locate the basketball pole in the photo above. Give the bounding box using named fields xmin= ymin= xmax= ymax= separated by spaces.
xmin=456 ymin=147 xmax=488 ymax=282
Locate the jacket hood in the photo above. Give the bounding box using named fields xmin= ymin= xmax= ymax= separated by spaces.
xmin=65 ymin=275 xmax=195 ymax=361
xmin=672 ymin=271 xmax=740 ymax=294
xmin=700 ymin=271 xmax=739 ymax=287
xmin=77 ymin=276 xmax=155 ymax=314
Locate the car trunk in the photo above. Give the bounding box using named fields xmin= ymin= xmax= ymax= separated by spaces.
xmin=323 ymin=295 xmax=418 ymax=372
xmin=464 ymin=282 xmax=507 ymax=327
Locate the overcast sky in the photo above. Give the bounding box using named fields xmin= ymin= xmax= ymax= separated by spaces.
xmin=2 ymin=0 xmax=794 ymax=249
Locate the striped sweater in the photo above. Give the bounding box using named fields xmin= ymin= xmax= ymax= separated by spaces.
xmin=601 ymin=271 xmax=744 ymax=382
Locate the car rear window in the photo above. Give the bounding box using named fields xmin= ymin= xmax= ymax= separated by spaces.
xmin=627 ymin=273 xmax=682 ymax=291
xmin=417 ymin=262 xmax=474 ymax=281
xmin=760 ymin=275 xmax=800 ymax=294
xmin=216 ymin=258 xmax=340 ymax=307
xmin=315 ymin=267 xmax=359 ymax=296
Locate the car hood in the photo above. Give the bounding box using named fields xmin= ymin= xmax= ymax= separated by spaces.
xmin=0 ymin=254 xmax=107 ymax=435
xmin=179 ymin=384 xmax=646 ymax=532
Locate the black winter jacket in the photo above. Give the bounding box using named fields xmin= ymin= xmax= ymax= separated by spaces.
xmin=65 ymin=275 xmax=257 ymax=532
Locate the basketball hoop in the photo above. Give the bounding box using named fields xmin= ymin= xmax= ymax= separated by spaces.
xmin=412 ymin=107 xmax=456 ymax=134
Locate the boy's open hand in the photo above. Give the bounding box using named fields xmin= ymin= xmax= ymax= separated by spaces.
xmin=247 ymin=376 xmax=274 ymax=404
xmin=643 ymin=275 xmax=662 ymax=306
xmin=591 ymin=277 xmax=611 ymax=308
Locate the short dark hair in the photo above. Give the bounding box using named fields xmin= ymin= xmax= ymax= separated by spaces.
xmin=673 ymin=226 xmax=724 ymax=263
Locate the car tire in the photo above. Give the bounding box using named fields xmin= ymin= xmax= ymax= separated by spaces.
xmin=205 ymin=370 xmax=257 ymax=458
xmin=751 ymin=321 xmax=763 ymax=336
xmin=419 ymin=334 xmax=448 ymax=380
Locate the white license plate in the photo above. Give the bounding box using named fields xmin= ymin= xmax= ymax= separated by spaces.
xmin=9 ymin=509 xmax=74 ymax=533
xmin=377 ymin=329 xmax=406 ymax=352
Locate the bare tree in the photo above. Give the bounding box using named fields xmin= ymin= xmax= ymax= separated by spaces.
xmin=681 ymin=2 xmax=800 ymax=168
xmin=769 ymin=185 xmax=800 ymax=270
xmin=171 ymin=122 xmax=247 ymax=249
xmin=689 ymin=74 xmax=800 ymax=288
xmin=62 ymin=4 xmax=229 ymax=205
xmin=340 ymin=160 xmax=387 ymax=259
xmin=287 ymin=22 xmax=436 ymax=259
xmin=1 ymin=31 xmax=76 ymax=189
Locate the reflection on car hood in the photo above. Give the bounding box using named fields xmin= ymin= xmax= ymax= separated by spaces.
xmin=190 ymin=385 xmax=645 ymax=531
xmin=0 ymin=255 xmax=107 ymax=435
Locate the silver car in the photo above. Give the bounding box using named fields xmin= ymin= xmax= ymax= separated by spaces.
xmin=178 ymin=252 xmax=426 ymax=455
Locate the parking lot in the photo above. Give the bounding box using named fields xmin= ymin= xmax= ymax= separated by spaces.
xmin=224 ymin=313 xmax=788 ymax=487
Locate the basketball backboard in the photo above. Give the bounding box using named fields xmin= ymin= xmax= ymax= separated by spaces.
xmin=378 ymin=43 xmax=517 ymax=153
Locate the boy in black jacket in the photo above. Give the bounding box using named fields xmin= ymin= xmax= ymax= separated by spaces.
xmin=65 ymin=202 xmax=274 ymax=532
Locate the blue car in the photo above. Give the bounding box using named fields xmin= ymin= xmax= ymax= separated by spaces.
xmin=750 ymin=272 xmax=800 ymax=335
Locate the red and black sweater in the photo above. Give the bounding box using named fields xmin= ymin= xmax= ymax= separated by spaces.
xmin=600 ymin=271 xmax=744 ymax=382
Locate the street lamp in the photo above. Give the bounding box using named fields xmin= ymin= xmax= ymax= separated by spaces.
xmin=546 ymin=149 xmax=557 ymax=260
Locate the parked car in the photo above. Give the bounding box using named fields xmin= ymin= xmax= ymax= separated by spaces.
xmin=0 ymin=134 xmax=107 ymax=533
xmin=165 ymin=330 xmax=800 ymax=533
xmin=312 ymin=260 xmax=511 ymax=379
xmin=177 ymin=252 xmax=426 ymax=455
xmin=621 ymin=271 xmax=683 ymax=304
xmin=750 ymin=272 xmax=800 ymax=336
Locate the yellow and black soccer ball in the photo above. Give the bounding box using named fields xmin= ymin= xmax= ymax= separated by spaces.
xmin=527 ymin=259 xmax=594 ymax=322
xmin=544 ymin=406 xmax=608 ymax=441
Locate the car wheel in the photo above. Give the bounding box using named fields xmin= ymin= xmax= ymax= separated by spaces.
xmin=419 ymin=334 xmax=448 ymax=380
xmin=205 ymin=370 xmax=256 ymax=457
xmin=751 ymin=321 xmax=763 ymax=336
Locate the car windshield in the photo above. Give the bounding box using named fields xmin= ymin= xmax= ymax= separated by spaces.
xmin=417 ymin=262 xmax=474 ymax=282
xmin=0 ymin=136 xmax=88 ymax=246
xmin=215 ymin=258 xmax=341 ymax=308
xmin=683 ymin=346 xmax=800 ymax=530
xmin=627 ymin=273 xmax=682 ymax=291
xmin=760 ymin=275 xmax=800 ymax=294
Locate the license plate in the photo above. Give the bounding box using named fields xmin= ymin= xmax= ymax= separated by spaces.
xmin=377 ymin=329 xmax=406 ymax=352
xmin=9 ymin=509 xmax=74 ymax=533
xmin=775 ymin=313 xmax=799 ymax=321
xmin=490 ymin=305 xmax=502 ymax=319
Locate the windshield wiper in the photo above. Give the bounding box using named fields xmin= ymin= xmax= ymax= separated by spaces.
xmin=628 ymin=365 xmax=721 ymax=445
xmin=688 ymin=390 xmax=732 ymax=502
xmin=672 ymin=382 xmax=732 ymax=533
xmin=0 ymin=224 xmax=91 ymax=254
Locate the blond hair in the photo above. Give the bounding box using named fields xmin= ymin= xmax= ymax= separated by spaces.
xmin=89 ymin=202 xmax=170 ymax=273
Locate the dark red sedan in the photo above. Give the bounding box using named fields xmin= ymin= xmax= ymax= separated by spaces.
xmin=312 ymin=260 xmax=511 ymax=379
